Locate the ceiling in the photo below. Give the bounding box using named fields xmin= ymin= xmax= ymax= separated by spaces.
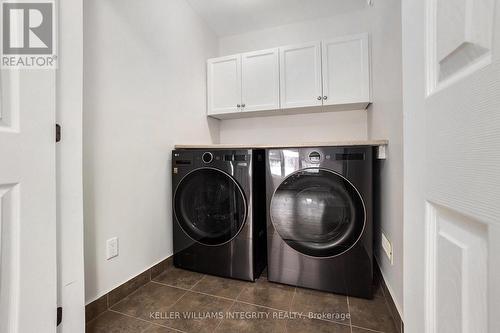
xmin=186 ymin=0 xmax=368 ymax=37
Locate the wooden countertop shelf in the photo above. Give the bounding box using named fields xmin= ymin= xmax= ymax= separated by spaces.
xmin=174 ymin=140 xmax=389 ymax=159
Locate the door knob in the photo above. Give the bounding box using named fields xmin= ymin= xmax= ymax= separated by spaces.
xmin=323 ymin=96 xmax=328 ymax=100
xmin=241 ymin=104 xmax=246 ymax=107
xmin=237 ymin=104 xmax=241 ymax=108
xmin=317 ymin=96 xmax=322 ymax=100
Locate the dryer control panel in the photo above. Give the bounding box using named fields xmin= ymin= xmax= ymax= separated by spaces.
xmin=172 ymin=150 xmax=253 ymax=175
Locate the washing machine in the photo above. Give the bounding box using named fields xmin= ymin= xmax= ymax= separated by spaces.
xmin=266 ymin=146 xmax=373 ymax=298
xmin=172 ymin=149 xmax=267 ymax=281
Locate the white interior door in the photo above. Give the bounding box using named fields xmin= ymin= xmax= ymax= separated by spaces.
xmin=241 ymin=48 xmax=280 ymax=112
xmin=0 ymin=69 xmax=57 ymax=332
xmin=279 ymin=41 xmax=323 ymax=109
xmin=321 ymin=33 xmax=370 ymax=105
xmin=403 ymin=0 xmax=500 ymax=332
xmin=207 ymin=54 xmax=242 ymax=115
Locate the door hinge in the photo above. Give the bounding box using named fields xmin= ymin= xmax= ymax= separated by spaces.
xmin=57 ymin=307 xmax=62 ymax=326
xmin=56 ymin=124 xmax=61 ymax=143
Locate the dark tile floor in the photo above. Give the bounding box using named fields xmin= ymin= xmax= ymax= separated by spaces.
xmin=87 ymin=267 xmax=397 ymax=333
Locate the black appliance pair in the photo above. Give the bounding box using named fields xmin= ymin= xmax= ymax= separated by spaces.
xmin=172 ymin=147 xmax=373 ymax=298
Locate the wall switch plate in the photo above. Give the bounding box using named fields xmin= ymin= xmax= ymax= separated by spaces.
xmin=381 ymin=232 xmax=393 ymax=265
xmin=106 ymin=237 xmax=119 ymax=260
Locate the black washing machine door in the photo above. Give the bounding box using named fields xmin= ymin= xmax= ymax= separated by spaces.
xmin=270 ymin=168 xmax=366 ymax=258
xmin=174 ymin=167 xmax=247 ymax=246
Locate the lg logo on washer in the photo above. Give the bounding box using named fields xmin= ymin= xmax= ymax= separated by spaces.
xmin=1 ymin=0 xmax=57 ymax=69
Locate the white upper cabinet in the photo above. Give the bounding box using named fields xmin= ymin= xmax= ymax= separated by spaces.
xmin=207 ymin=54 xmax=242 ymax=115
xmin=206 ymin=33 xmax=371 ymax=119
xmin=279 ymin=42 xmax=323 ymax=109
xmin=322 ymin=33 xmax=371 ymax=106
xmin=241 ymin=48 xmax=280 ymax=112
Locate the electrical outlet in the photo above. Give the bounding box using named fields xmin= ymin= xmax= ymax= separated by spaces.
xmin=106 ymin=237 xmax=119 ymax=260
xmin=381 ymin=232 xmax=393 ymax=265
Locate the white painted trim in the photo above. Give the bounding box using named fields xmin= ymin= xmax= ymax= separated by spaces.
xmin=430 ymin=54 xmax=492 ymax=96
xmin=56 ymin=0 xmax=85 ymax=331
xmin=425 ymin=0 xmax=437 ymax=97
xmin=0 ymin=71 xmax=21 ymax=133
xmin=425 ymin=202 xmax=437 ymax=333
xmin=425 ymin=0 xmax=493 ymax=97
xmin=0 ymin=184 xmax=21 ymax=333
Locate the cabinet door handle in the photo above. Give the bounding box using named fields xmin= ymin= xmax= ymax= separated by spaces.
xmin=323 ymin=96 xmax=328 ymax=100
xmin=241 ymin=104 xmax=246 ymax=108
xmin=237 ymin=104 xmax=241 ymax=108
xmin=317 ymin=96 xmax=322 ymax=100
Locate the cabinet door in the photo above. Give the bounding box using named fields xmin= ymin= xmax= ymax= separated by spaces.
xmin=322 ymin=33 xmax=370 ymax=105
xmin=207 ymin=55 xmax=242 ymax=115
xmin=241 ymin=48 xmax=280 ymax=112
xmin=279 ymin=42 xmax=323 ymax=109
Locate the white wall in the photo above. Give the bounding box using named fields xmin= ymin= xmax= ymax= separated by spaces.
xmin=219 ymin=111 xmax=367 ymax=144
xmin=83 ymin=0 xmax=219 ymax=303
xmin=218 ymin=2 xmax=404 ymax=314
xmin=366 ymin=0 xmax=404 ymax=317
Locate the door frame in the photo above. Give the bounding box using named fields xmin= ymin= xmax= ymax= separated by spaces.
xmin=56 ymin=0 xmax=85 ymax=331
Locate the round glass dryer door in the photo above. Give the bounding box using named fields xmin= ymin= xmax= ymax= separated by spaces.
xmin=270 ymin=168 xmax=365 ymax=257
xmin=174 ymin=168 xmax=247 ymax=246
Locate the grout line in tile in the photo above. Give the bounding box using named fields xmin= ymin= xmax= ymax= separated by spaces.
xmin=234 ymin=299 xmax=288 ymax=313
xmin=228 ymin=298 xmax=352 ymax=329
xmin=86 ymin=306 xmax=113 ymax=327
xmin=109 ymin=281 xmax=154 ymax=311
xmin=233 ymin=286 xmax=245 ymax=305
xmin=288 ymin=286 xmax=351 ymax=328
xmin=213 ymin=288 xmax=242 ymax=333
xmin=234 ymin=279 xmax=296 ymax=313
xmin=289 ymin=287 xmax=297 ymax=312
xmin=164 ymin=288 xmax=190 ymax=314
xmin=189 ymin=274 xmax=206 ymax=290
xmin=108 ymin=309 xmax=187 ymax=333
xmin=379 ymin=285 xmax=400 ymax=333
xmin=110 ymin=280 xmax=185 ymax=310
xmin=151 ymin=280 xmax=237 ymax=303
xmin=212 ymin=312 xmax=227 ymax=332
xmin=226 ymin=281 xmax=290 ymax=313
xmin=149 ymin=280 xmax=196 ymax=291
xmin=109 ymin=283 xmax=190 ymax=333
xmin=284 ymin=287 xmax=296 ymax=333
xmin=347 ymin=295 xmax=352 ymax=333
xmin=308 ymin=316 xmax=352 ymax=329
xmin=351 ymin=324 xmax=387 ymax=333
